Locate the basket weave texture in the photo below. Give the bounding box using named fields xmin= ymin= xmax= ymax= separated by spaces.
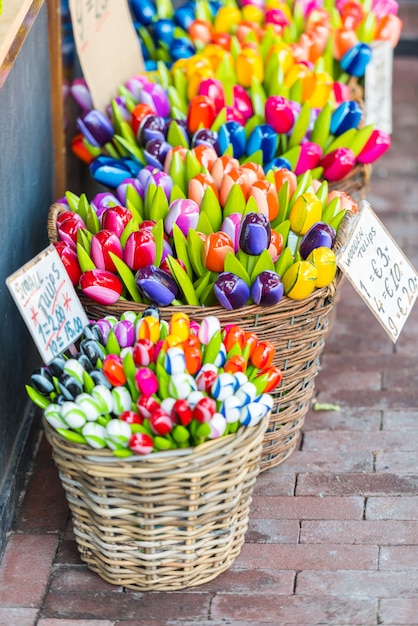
xmin=43 ymin=415 xmax=267 ymax=591
xmin=48 ymin=205 xmax=352 ymax=471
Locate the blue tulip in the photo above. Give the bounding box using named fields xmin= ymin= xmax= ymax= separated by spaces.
xmin=152 ymin=19 xmax=176 ymax=46
xmin=264 ymin=157 xmax=292 ymax=173
xmin=174 ymin=4 xmax=196 ymax=30
xmin=130 ymin=0 xmax=156 ymax=25
xmin=171 ymin=38 xmax=196 ymax=61
xmin=218 ymin=121 xmax=246 ymax=159
xmin=330 ymin=100 xmax=363 ymax=136
xmin=340 ymin=42 xmax=372 ymax=78
xmin=90 ymin=157 xmax=139 ymax=188
xmin=246 ymin=124 xmax=278 ymax=163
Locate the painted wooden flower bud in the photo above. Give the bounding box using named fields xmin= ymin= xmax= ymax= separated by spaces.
xmin=207 ymin=413 xmax=227 ymax=439
xmin=129 ymin=432 xmax=154 ymax=455
xmin=119 ymin=410 xmax=143 ymax=426
xmin=70 ymin=77 xmax=93 ymax=111
xmin=233 ymin=84 xmax=253 ymax=120
xmin=132 ymin=339 xmax=154 ymax=367
xmin=44 ymin=404 xmax=67 ymax=429
xmin=246 ymin=124 xmax=278 ymax=163
xmin=196 ymin=364 xmax=218 ymax=392
xmin=103 ymin=355 xmax=126 ymax=386
xmin=239 ymin=212 xmax=271 ymax=256
xmin=240 ymin=401 xmax=267 ymax=426
xmin=249 ymin=180 xmax=280 ymax=222
xmin=320 ymin=147 xmax=357 ymax=181
xmin=251 ymin=270 xmax=284 ymax=307
xmin=58 ymin=375 xmax=83 ymax=401
xmin=61 ymin=401 xmax=87 ymax=429
xmin=63 ymin=359 xmax=85 ymax=386
xmin=330 ymin=100 xmax=363 ymax=136
xmin=123 ymin=230 xmax=156 ymax=271
xmin=375 ymin=13 xmax=403 ymax=47
xmin=236 ymin=47 xmax=264 ymax=87
xmin=223 ymin=324 xmax=246 ymax=353
xmin=289 ymin=192 xmax=323 ymax=235
xmin=112 ymin=386 xmax=132 ymax=415
xmin=131 ymin=103 xmax=156 ymax=137
xmin=235 ymin=381 xmax=257 ymax=406
xmin=149 ymin=408 xmax=173 ymax=435
xmin=265 ymin=96 xmax=294 ymax=134
xmin=80 ymin=422 xmax=106 ymax=448
xmin=187 ymin=95 xmax=216 ymax=134
xmin=139 ymin=82 xmax=170 ymax=118
xmin=203 ymin=231 xmax=235 ymax=273
xmin=211 ymin=372 xmax=237 ymax=402
xmin=90 ymin=192 xmax=119 ymax=217
xmin=76 ymin=393 xmax=102 ymax=422
xmin=221 ymin=213 xmax=242 ymax=252
xmin=80 ymin=269 xmax=123 ymax=304
xmin=299 ymin=222 xmax=336 ymax=259
xmin=100 ymin=205 xmax=132 ymax=238
xmin=113 ymin=320 xmax=135 ymax=349
xmin=164 ymin=198 xmax=200 ymax=237
xmin=105 ymin=419 xmax=131 ymax=449
xmin=294 ymin=142 xmax=323 ymax=175
xmin=135 ymin=265 xmax=179 ymax=306
xmin=307 ymin=246 xmax=337 ymax=287
xmin=57 ymin=216 xmax=85 ymax=249
xmin=214 ymin=272 xmax=251 ymax=310
xmin=168 ymin=312 xmax=190 ymax=342
xmin=90 ymin=230 xmax=123 ymax=273
xmin=90 ymin=370 xmax=112 ymax=389
xmin=224 ymin=354 xmax=246 ymax=374
xmin=218 ymin=121 xmax=247 ymax=159
xmin=250 ymin=340 xmax=275 ymax=370
xmin=31 ymin=368 xmax=54 ymax=395
xmin=53 ymin=242 xmax=82 ymax=286
xmin=79 ymin=339 xmax=105 ymax=368
xmin=183 ymin=345 xmax=202 ymax=375
xmin=168 ymin=372 xmax=198 ymax=399
xmin=165 ymin=347 xmax=187 ymax=376
xmin=137 ymin=114 xmax=166 ymax=146
xmin=144 ymin=139 xmax=172 ymax=168
xmin=282 ymin=260 xmax=318 ymax=299
xmin=136 ymin=394 xmax=160 ymax=420
xmin=357 ymin=129 xmax=391 ymax=164
xmin=221 ymin=395 xmax=242 ymax=423
xmin=340 ymin=42 xmax=372 ymax=77
xmin=170 ymin=399 xmax=192 ymax=426
xmin=268 ymin=230 xmax=284 ymax=263
xmin=197 ymin=316 xmax=220 ymax=346
xmin=135 ymin=367 xmax=158 ymax=396
xmin=193 ymin=396 xmax=217 ymax=423
xmin=77 ymin=109 xmax=114 ymax=147
xmin=136 ymin=314 xmax=161 ymax=343
xmin=197 ymin=78 xmax=225 ymax=113
xmin=254 ymin=366 xmax=283 ymax=393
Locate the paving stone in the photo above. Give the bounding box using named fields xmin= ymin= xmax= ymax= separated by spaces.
xmin=379 ymin=597 xmax=418 ymax=625
xmin=250 ymin=495 xmax=365 ymax=520
xmin=296 ymin=472 xmax=418 ymax=496
xmin=297 ymin=570 xmax=418 ymax=597
xmin=0 ymin=608 xmax=38 ymax=626
xmin=300 ymin=520 xmax=418 ymax=545
xmin=366 ymin=496 xmax=418 ymax=520
xmin=380 ymin=546 xmax=418 ymax=570
xmin=246 ymin=518 xmax=301 ymax=544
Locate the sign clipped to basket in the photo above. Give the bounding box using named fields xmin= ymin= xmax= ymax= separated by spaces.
xmin=6 ymin=245 xmax=89 ymax=363
xmin=68 ymin=0 xmax=144 ymax=113
xmin=338 ymin=200 xmax=418 ymax=342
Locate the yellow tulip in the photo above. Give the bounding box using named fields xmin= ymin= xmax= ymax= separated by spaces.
xmin=236 ymin=48 xmax=264 ymax=88
xmin=282 ymin=261 xmax=318 ymax=300
xmin=307 ymin=247 xmax=337 ymax=287
xmin=289 ymin=193 xmax=323 ymax=235
xmin=214 ymin=6 xmax=241 ymax=33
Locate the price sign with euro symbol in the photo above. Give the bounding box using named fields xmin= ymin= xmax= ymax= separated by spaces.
xmin=338 ymin=201 xmax=418 ymax=343
xmin=6 ymin=246 xmax=89 ymax=363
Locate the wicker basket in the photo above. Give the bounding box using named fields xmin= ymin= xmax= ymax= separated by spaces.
xmin=328 ymin=163 xmax=371 ymax=198
xmin=48 ymin=204 xmax=352 ymax=471
xmin=43 ymin=414 xmax=267 ymax=591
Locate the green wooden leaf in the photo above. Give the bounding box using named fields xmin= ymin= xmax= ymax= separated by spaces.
xmin=250 ymin=77 xmax=267 ymax=118
xmin=211 ymin=108 xmax=227 ymax=133
xmin=167 ymin=119 xmax=189 ymax=147
xmin=288 ymin=101 xmax=311 ymax=149
xmin=120 ymin=217 xmax=139 ymax=248
xmin=144 ymin=183 xmax=157 ymax=221
xmin=77 ymin=194 xmax=90 ymax=222
xmin=224 ymin=252 xmax=252 ymax=286
xmin=324 ymin=128 xmax=358 ymax=155
xmin=157 ymin=60 xmax=172 ymax=89
xmin=113 ymin=135 xmax=145 ymax=163
xmin=172 ymin=224 xmax=193 ymax=278
xmin=244 ymin=114 xmax=264 ymax=140
xmin=241 ymin=149 xmax=264 ymax=166
xmin=65 ymin=191 xmax=80 ymax=213
xmin=274 ymin=220 xmax=291 ymax=248
xmin=77 ymin=228 xmax=92 ymax=253
xmin=169 ymin=150 xmax=186 ymax=191
xmin=150 ymin=186 xmax=169 ymax=222
xmin=244 ymin=195 xmax=259 ymax=216
xmin=85 ymin=204 xmax=100 ymax=234
xmin=109 ymin=252 xmax=142 ymax=302
xmin=275 ymin=246 xmax=294 ymax=277
xmin=349 ymin=124 xmax=374 ymax=157
xmin=279 ymin=146 xmax=301 ymax=170
xmin=126 ymin=198 xmax=143 ymax=224
xmin=309 ymin=103 xmax=332 ymax=149
xmin=287 ymin=230 xmax=301 ymax=255
xmin=250 ymin=249 xmax=275 ymax=281
xmin=194 ymin=271 xmax=213 ymax=301
xmin=185 ymin=151 xmax=203 ymax=184
xmin=273 ymin=180 xmax=290 ymax=225
xmin=188 ymin=230 xmax=206 ymax=277
xmin=330 ymin=208 xmax=347 ymax=233
xmin=200 ymin=186 xmax=222 ymax=232
xmin=289 ymin=170 xmax=313 ymax=208
xmin=168 ymin=85 xmax=188 ymax=115
xmin=173 ymin=67 xmax=187 ymax=102
xmin=200 ymin=281 xmax=217 ymax=306
xmin=202 ymin=329 xmax=222 ymax=365
xmin=289 ymin=78 xmax=303 ymax=103
xmin=119 ymin=120 xmax=137 ymax=145
xmin=315 ymin=180 xmax=329 ymax=210
xmin=152 ymin=219 xmax=165 ymax=267
xmin=322 ymin=196 xmax=341 ymax=225
xmin=196 ymin=210 xmax=214 ymax=236
xmin=170 ymin=183 xmax=187 ymax=202
xmin=166 ymin=256 xmax=200 ymax=305
xmin=223 ymin=184 xmax=246 ymax=217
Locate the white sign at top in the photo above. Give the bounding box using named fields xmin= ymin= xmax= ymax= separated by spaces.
xmin=364 ymin=40 xmax=393 ymax=134
xmin=68 ymin=0 xmax=145 ymax=113
xmin=338 ymin=201 xmax=418 ymax=343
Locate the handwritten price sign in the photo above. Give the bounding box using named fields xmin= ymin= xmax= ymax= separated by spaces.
xmin=338 ymin=201 xmax=418 ymax=342
xmin=69 ymin=0 xmax=144 ymax=112
xmin=6 ymin=246 xmax=89 ymax=364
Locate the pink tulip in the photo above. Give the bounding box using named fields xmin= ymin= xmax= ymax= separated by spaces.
xmin=123 ymin=230 xmax=156 ymax=271
xmin=90 ymin=230 xmax=123 ymax=272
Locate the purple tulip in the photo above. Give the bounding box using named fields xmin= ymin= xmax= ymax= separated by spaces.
xmin=160 ymin=238 xmax=174 ymax=263
xmin=77 ymin=109 xmax=114 ymax=147
xmin=113 ymin=320 xmax=135 ymax=348
xmin=299 ymin=222 xmax=336 ymax=259
xmin=123 ymin=230 xmax=156 ymax=271
xmin=147 ymin=169 xmax=174 ymax=200
xmin=70 ymin=77 xmax=93 ymax=111
xmin=191 ymin=128 xmax=220 ymax=152
xmin=124 ymin=74 xmax=150 ymax=100
xmin=239 ymin=212 xmax=271 ymax=256
xmin=90 ymin=229 xmax=123 ymax=272
xmin=137 ymin=115 xmax=166 ymax=146
xmin=107 ymin=96 xmax=131 ymax=122
xmin=251 ymin=270 xmax=284 ymax=306
xmin=164 ymin=198 xmax=200 ymax=237
xmin=144 ymin=139 xmax=172 ymax=168
xmin=135 ymin=265 xmax=179 ymax=306
xmin=221 ymin=213 xmax=242 ymax=252
xmin=357 ymin=130 xmax=391 ymax=164
xmin=139 ymin=82 xmax=170 ymax=118
xmin=101 ymin=205 xmax=132 ymax=237
xmin=214 ymin=272 xmax=251 ymax=310
xmin=116 ymin=177 xmax=144 ymax=205
xmin=91 ymin=192 xmax=120 ymax=218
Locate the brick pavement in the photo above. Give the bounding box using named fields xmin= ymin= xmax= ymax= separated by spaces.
xmin=1 ymin=28 xmax=418 ymax=626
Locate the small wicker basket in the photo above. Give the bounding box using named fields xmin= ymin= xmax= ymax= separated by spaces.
xmin=48 ymin=205 xmax=352 ymax=471
xmin=43 ymin=415 xmax=267 ymax=591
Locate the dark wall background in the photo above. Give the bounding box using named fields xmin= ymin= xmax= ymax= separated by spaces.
xmin=0 ymin=4 xmax=54 ymax=556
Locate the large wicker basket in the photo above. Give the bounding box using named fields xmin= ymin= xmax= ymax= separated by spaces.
xmin=43 ymin=415 xmax=267 ymax=591
xmin=48 ymin=204 xmax=352 ymax=471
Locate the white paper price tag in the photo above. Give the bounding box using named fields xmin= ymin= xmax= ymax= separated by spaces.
xmin=338 ymin=201 xmax=418 ymax=343
xmin=6 ymin=246 xmax=89 ymax=364
xmin=69 ymin=0 xmax=144 ymax=113
xmin=364 ymin=40 xmax=393 ymax=134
